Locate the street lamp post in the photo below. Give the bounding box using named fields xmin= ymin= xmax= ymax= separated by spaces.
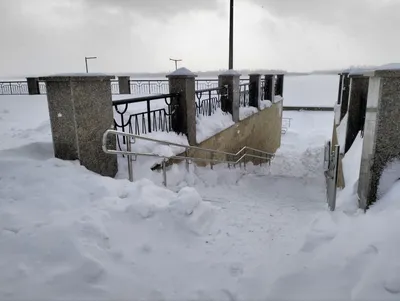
xmin=229 ymin=0 xmax=234 ymax=70
xmin=85 ymin=56 xmax=97 ymax=73
xmin=169 ymin=58 xmax=182 ymax=70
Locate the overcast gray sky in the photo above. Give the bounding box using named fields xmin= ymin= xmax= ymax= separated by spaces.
xmin=1 ymin=0 xmax=399 ymax=77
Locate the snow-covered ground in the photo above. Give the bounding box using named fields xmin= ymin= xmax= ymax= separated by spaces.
xmin=1 ymin=74 xmax=400 ymax=300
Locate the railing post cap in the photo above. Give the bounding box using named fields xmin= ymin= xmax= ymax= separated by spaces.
xmin=364 ymin=64 xmax=400 ymax=78
xmin=39 ymin=73 xmax=116 ymax=82
xmin=166 ymin=67 xmax=197 ymax=78
xmin=219 ymin=69 xmax=241 ymax=77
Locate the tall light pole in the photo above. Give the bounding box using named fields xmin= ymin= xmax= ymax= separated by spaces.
xmin=229 ymin=0 xmax=234 ymax=70
xmin=169 ymin=58 xmax=182 ymax=70
xmin=85 ymin=56 xmax=97 ymax=73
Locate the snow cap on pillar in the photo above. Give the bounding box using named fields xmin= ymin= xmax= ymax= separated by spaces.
xmin=166 ymin=67 xmax=197 ymax=78
xmin=221 ymin=69 xmax=241 ymax=77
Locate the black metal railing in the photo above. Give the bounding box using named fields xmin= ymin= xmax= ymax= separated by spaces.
xmin=195 ymin=87 xmax=227 ymax=117
xmin=39 ymin=82 xmax=47 ymax=94
xmin=111 ymin=80 xmax=119 ymax=94
xmin=195 ymin=80 xmax=219 ymax=91
xmin=129 ymin=80 xmax=169 ymax=95
xmin=0 ymin=81 xmax=29 ymax=95
xmin=260 ymin=79 xmax=266 ymax=100
xmin=112 ymin=93 xmax=180 ymax=149
xmin=239 ymin=83 xmax=250 ymax=107
xmin=0 ymin=78 xmax=252 ymax=96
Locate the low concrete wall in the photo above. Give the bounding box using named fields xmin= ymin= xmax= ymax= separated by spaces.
xmin=189 ymin=101 xmax=283 ymax=166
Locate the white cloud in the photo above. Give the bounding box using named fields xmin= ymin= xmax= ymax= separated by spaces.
xmin=0 ymin=0 xmax=399 ymax=77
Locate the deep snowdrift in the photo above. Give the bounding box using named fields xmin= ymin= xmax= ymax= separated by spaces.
xmin=0 ymin=146 xmax=216 ymax=300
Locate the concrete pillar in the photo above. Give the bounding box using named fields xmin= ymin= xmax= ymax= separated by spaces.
xmin=275 ymin=74 xmax=285 ymax=97
xmin=264 ymin=74 xmax=276 ymax=102
xmin=344 ymin=73 xmax=369 ymax=153
xmin=249 ymin=73 xmax=261 ymax=108
xmin=39 ymin=74 xmax=118 ymax=177
xmin=118 ymin=76 xmax=131 ymax=94
xmin=340 ymin=72 xmax=350 ymax=121
xmin=218 ymin=70 xmax=241 ymax=122
xmin=358 ymin=69 xmax=400 ymax=210
xmin=26 ymin=77 xmax=40 ymax=95
xmin=166 ymin=67 xmax=197 ymax=145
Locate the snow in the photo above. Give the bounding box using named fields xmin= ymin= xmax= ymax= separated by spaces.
xmin=377 ymin=159 xmax=400 ymax=201
xmin=336 ymin=112 xmax=348 ymax=149
xmin=196 ymin=109 xmax=234 ymax=143
xmin=239 ymin=106 xmax=258 ymax=120
xmin=260 ymin=99 xmax=272 ymax=109
xmin=336 ymin=132 xmax=363 ymax=212
xmin=2 ymin=75 xmax=400 ymax=300
xmin=39 ymin=73 xmax=115 ymax=78
xmin=220 ymin=69 xmax=241 ymax=76
xmin=166 ymin=67 xmax=197 ymax=77
xmin=376 ymin=63 xmax=400 ymax=71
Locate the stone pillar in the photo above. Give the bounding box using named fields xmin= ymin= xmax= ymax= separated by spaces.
xmin=344 ymin=73 xmax=369 ymax=153
xmin=249 ymin=73 xmax=261 ymax=108
xmin=358 ymin=69 xmax=400 ymax=210
xmin=39 ymin=74 xmax=118 ymax=177
xmin=118 ymin=76 xmax=131 ymax=94
xmin=264 ymin=74 xmax=276 ymax=102
xmin=26 ymin=77 xmax=40 ymax=95
xmin=340 ymin=72 xmax=350 ymax=121
xmin=166 ymin=67 xmax=197 ymax=145
xmin=218 ymin=70 xmax=241 ymax=122
xmin=275 ymin=74 xmax=285 ymax=97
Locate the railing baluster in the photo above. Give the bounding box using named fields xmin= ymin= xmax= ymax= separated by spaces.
xmin=208 ymin=90 xmax=212 ymax=116
xmin=127 ymin=137 xmax=133 ymax=182
xmin=146 ymin=100 xmax=152 ymax=133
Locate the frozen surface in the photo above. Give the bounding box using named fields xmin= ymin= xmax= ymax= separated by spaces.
xmin=283 ymin=75 xmax=339 ymax=107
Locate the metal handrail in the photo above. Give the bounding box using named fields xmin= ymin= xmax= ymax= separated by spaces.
xmin=102 ymin=129 xmax=275 ymax=185
xmin=112 ymin=93 xmax=179 ymax=105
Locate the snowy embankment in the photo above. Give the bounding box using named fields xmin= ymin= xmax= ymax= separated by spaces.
xmin=268 ymin=130 xmax=400 ymax=301
xmin=0 ymin=98 xmax=334 ymax=300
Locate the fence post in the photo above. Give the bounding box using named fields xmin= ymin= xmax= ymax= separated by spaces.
xmin=39 ymin=74 xmax=118 ymax=177
xmin=264 ymin=74 xmax=275 ymax=102
xmin=340 ymin=72 xmax=350 ymax=121
xmin=275 ymin=74 xmax=285 ymax=97
xmin=118 ymin=76 xmax=131 ymax=94
xmin=166 ymin=67 xmax=197 ymax=145
xmin=344 ymin=72 xmax=369 ymax=153
xmin=26 ymin=77 xmax=40 ymax=95
xmin=218 ymin=70 xmax=241 ymax=122
xmin=337 ymin=73 xmax=344 ymax=105
xmin=249 ymin=73 xmax=261 ymax=109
